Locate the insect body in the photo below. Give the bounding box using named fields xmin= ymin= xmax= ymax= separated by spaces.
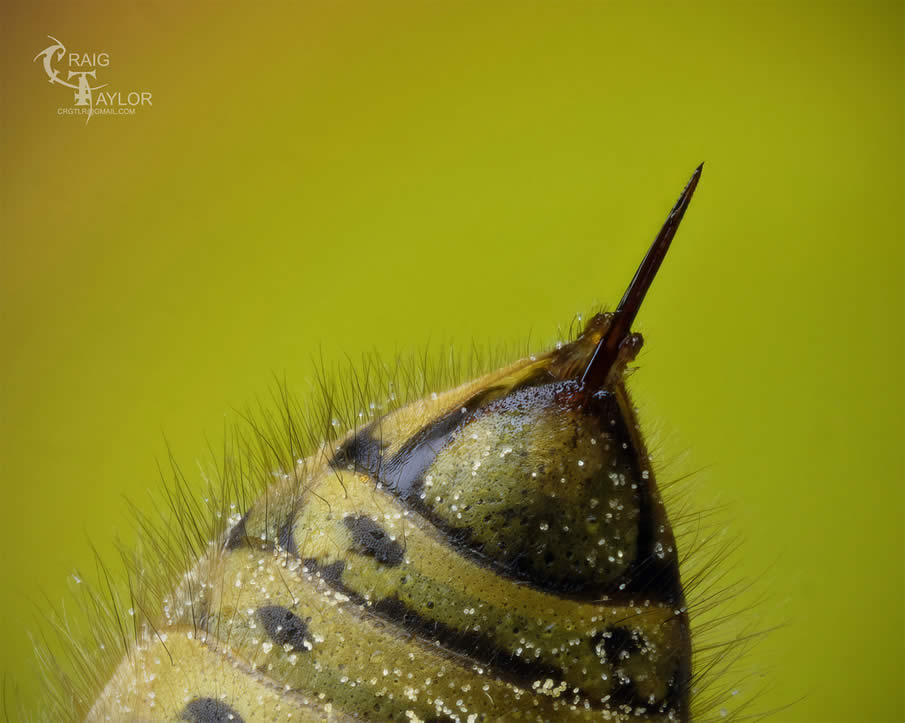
xmin=83 ymin=167 xmax=703 ymax=722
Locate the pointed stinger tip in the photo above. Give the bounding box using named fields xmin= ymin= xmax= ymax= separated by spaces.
xmin=580 ymin=164 xmax=703 ymax=390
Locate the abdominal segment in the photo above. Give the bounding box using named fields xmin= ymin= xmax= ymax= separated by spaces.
xmin=88 ymin=337 xmax=690 ymax=722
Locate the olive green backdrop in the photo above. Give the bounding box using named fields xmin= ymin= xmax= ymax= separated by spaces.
xmin=1 ymin=1 xmax=902 ymax=720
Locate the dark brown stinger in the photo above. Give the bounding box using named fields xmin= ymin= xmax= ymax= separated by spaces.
xmin=581 ymin=164 xmax=703 ymax=390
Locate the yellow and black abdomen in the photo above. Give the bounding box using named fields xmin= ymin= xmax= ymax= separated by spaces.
xmin=88 ymin=317 xmax=690 ymax=722
xmin=86 ymin=168 xmax=704 ymax=722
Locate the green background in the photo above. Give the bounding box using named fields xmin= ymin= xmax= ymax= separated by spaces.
xmin=1 ymin=1 xmax=902 ymax=720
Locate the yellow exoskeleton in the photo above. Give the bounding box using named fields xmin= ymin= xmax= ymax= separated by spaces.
xmin=50 ymin=167 xmax=708 ymax=722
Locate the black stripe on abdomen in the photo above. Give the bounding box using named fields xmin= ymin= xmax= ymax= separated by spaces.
xmin=328 ymin=389 xmax=683 ymax=606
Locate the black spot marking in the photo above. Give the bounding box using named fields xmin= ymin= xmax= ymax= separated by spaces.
xmin=225 ymin=510 xmax=250 ymax=550
xmin=587 ymin=626 xmax=691 ymax=712
xmin=305 ymin=558 xmax=346 ymax=586
xmin=592 ymin=626 xmax=639 ymax=664
xmin=256 ymin=605 xmax=310 ymax=651
xmin=180 ymin=697 xmax=244 ymax=722
xmin=343 ymin=515 xmax=404 ymax=566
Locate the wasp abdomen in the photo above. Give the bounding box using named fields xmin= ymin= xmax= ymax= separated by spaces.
xmin=217 ymin=342 xmax=691 ymax=718
xmin=84 ymin=168 xmax=705 ymax=722
xmin=87 ymin=323 xmax=690 ymax=723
